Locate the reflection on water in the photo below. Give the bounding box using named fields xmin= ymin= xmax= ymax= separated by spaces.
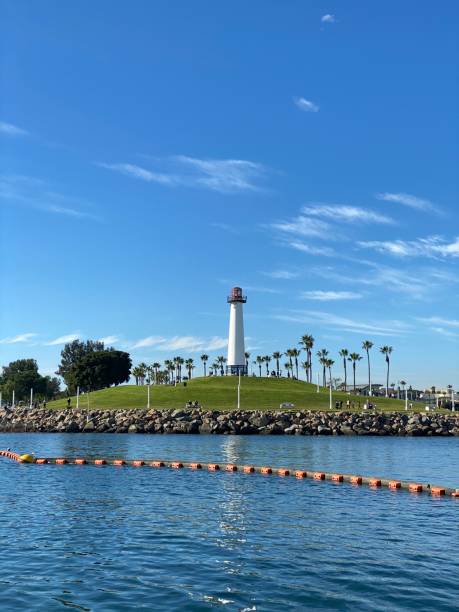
xmin=0 ymin=433 xmax=458 ymax=611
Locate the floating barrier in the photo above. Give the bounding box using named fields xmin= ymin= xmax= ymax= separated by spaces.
xmin=0 ymin=450 xmax=457 ymax=498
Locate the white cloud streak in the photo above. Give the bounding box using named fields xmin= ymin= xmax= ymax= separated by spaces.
xmin=417 ymin=316 xmax=459 ymax=328
xmin=273 ymin=310 xmax=410 ymax=336
xmin=287 ymin=241 xmax=335 ymax=256
xmin=45 ymin=334 xmax=80 ymax=346
xmin=98 ymin=335 xmax=120 ymax=345
xmin=271 ymin=216 xmax=331 ymax=239
xmin=0 ymin=333 xmax=37 ymax=344
xmin=262 ymin=270 xmax=299 ymax=280
xmin=300 ymin=290 xmax=362 ymax=301
xmin=358 ymin=236 xmax=459 ymax=258
xmin=131 ymin=335 xmax=227 ymax=352
xmin=321 ymin=14 xmax=336 ymax=23
xmin=302 ymin=203 xmax=394 ymax=225
xmin=294 ymin=97 xmax=320 ymax=113
xmin=376 ymin=192 xmax=439 ymax=214
xmin=99 ymin=156 xmax=267 ymax=194
xmin=0 ymin=121 xmax=28 ymax=136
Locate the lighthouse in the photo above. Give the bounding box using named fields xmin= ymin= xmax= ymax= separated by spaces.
xmin=226 ymin=287 xmax=247 ymax=375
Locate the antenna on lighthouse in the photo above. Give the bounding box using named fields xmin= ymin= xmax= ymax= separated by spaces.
xmin=226 ymin=287 xmax=247 ymax=376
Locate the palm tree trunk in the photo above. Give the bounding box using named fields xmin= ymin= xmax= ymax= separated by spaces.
xmin=295 ymin=359 xmax=299 ymax=379
xmin=386 ymin=359 xmax=390 ymax=397
xmin=343 ymin=359 xmax=347 ymax=392
xmin=204 ymin=363 xmax=207 ymax=376
xmin=322 ymin=366 xmax=326 ymax=388
xmin=259 ymin=365 xmax=262 ymax=377
xmin=353 ymin=363 xmax=356 ymax=391
xmin=367 ymin=351 xmax=371 ymax=396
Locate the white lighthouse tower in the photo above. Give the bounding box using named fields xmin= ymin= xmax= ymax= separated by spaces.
xmin=226 ymin=286 xmax=247 ymax=375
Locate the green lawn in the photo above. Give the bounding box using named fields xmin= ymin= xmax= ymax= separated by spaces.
xmin=47 ymin=376 xmax=409 ymax=412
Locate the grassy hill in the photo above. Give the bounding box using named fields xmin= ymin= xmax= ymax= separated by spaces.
xmin=48 ymin=376 xmax=408 ymax=412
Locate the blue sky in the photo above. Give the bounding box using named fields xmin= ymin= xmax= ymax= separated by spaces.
xmin=1 ymin=0 xmax=458 ymax=389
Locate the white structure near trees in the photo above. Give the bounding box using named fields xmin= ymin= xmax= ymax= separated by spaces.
xmin=226 ymin=287 xmax=247 ymax=375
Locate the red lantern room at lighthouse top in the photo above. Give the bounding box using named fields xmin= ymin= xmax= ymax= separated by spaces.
xmin=227 ymin=286 xmax=247 ymax=304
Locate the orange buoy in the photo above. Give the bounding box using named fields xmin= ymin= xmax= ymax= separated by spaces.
xmin=94 ymin=459 xmax=106 ymax=465
xmin=225 ymin=464 xmax=238 ymax=471
xmin=331 ymin=474 xmax=344 ymax=482
xmin=35 ymin=458 xmax=48 ymax=464
xmin=313 ymin=472 xmax=325 ymax=480
xmin=260 ymin=467 xmax=272 ymax=474
xmin=431 ymin=487 xmax=445 ymax=496
xmin=171 ymin=462 xmax=183 ymax=469
xmin=295 ymin=470 xmax=307 ymax=478
xmin=388 ymin=480 xmax=401 ymax=489
xmin=369 ymin=478 xmax=382 ymax=487
xmin=113 ymin=460 xmax=126 ymax=466
xmin=243 ymin=465 xmax=255 ymax=473
xmin=350 ymin=476 xmax=362 ymax=485
xmin=409 ymin=483 xmax=423 ymax=493
xmin=133 ymin=460 xmax=145 ymax=467
xmin=189 ymin=462 xmax=202 ymax=469
xmin=74 ymin=459 xmax=86 ymax=465
xmin=207 ymin=464 xmax=220 ymax=471
xmin=56 ymin=458 xmax=67 ymax=464
xmin=277 ymin=468 xmax=290 ymax=476
xmin=150 ymin=461 xmax=164 ymax=468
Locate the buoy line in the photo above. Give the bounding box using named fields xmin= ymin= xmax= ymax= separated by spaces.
xmin=1 ymin=449 xmax=457 ymax=498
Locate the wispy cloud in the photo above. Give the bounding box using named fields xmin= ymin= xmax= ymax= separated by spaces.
xmin=321 ymin=14 xmax=336 ymax=23
xmin=287 ymin=241 xmax=335 ymax=256
xmin=300 ymin=290 xmax=362 ymax=301
xmin=294 ymin=97 xmax=320 ymax=113
xmin=416 ymin=316 xmax=459 ymax=328
xmin=45 ymin=333 xmax=80 ymax=346
xmin=302 ymin=203 xmax=394 ymax=225
xmin=131 ymin=336 xmax=167 ymax=349
xmin=0 ymin=175 xmax=99 ymax=220
xmin=273 ymin=310 xmax=410 ymax=336
xmin=0 ymin=333 xmax=37 ymax=344
xmin=358 ymin=236 xmax=459 ymax=258
xmin=376 ymin=192 xmax=440 ymax=214
xmin=271 ymin=216 xmax=330 ymax=239
xmin=262 ymin=270 xmax=299 ymax=280
xmin=97 ymin=163 xmax=175 ymax=185
xmin=0 ymin=121 xmax=28 ymax=137
xmin=98 ymin=335 xmax=120 ymax=345
xmin=131 ymin=335 xmax=227 ymax=352
xmin=210 ymin=222 xmax=240 ymax=234
xmin=98 ymin=156 xmax=267 ymax=194
xmin=428 ymin=327 xmax=459 ymax=338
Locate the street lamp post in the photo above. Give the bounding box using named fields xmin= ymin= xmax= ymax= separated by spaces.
xmin=405 ymin=385 xmax=408 ymax=411
xmin=317 ymin=372 xmax=320 ymax=393
xmin=30 ymin=388 xmax=33 ymax=409
xmin=147 ymin=383 xmax=151 ymax=409
xmin=76 ymin=386 xmax=80 ymax=410
xmin=237 ymin=372 xmax=241 ymax=410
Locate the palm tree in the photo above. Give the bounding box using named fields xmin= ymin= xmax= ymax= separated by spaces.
xmin=339 ymin=349 xmax=349 ymax=391
xmin=284 ymin=362 xmax=292 ymax=378
xmin=256 ymin=355 xmax=264 ymax=377
xmin=152 ymin=362 xmax=161 ymax=384
xmin=380 ymin=346 xmax=393 ymax=397
xmin=272 ymin=351 xmax=282 ymax=377
xmin=132 ymin=366 xmax=143 ymax=385
xmin=216 ymin=355 xmax=226 ymax=376
xmin=400 ymin=379 xmax=406 ymax=401
xmin=164 ymin=359 xmax=173 ymax=383
xmin=200 ymin=354 xmax=209 ymax=377
xmin=212 ymin=361 xmax=219 ymax=376
xmin=325 ymin=358 xmax=335 ymax=387
xmin=362 ymin=341 xmax=373 ymax=395
xmin=245 ymin=352 xmax=250 ymax=373
xmin=290 ymin=348 xmax=301 ymax=379
xmin=286 ymin=348 xmax=295 ymax=373
xmin=264 ymin=355 xmax=271 ymax=376
xmin=185 ymin=358 xmax=194 ymax=379
xmin=316 ymin=349 xmax=329 ymax=387
xmin=299 ymin=334 xmax=314 ymax=382
xmin=138 ymin=362 xmax=148 ymax=385
xmin=348 ymin=353 xmax=362 ymax=392
xmin=301 ymin=360 xmax=309 ymax=381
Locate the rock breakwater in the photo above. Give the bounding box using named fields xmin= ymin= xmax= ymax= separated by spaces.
xmin=1 ymin=407 xmax=458 ymax=436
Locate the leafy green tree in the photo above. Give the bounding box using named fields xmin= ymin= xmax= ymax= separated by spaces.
xmin=72 ymin=350 xmax=132 ymax=392
xmin=57 ymin=339 xmax=105 ymax=393
xmin=1 ymin=359 xmax=61 ymax=401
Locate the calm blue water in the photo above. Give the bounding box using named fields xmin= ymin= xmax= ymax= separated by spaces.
xmin=0 ymin=434 xmax=458 ymax=611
